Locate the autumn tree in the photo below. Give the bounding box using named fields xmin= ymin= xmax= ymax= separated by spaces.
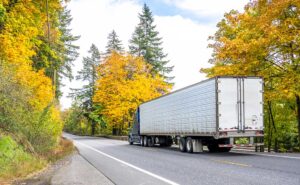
xmin=32 ymin=4 xmax=79 ymax=98
xmin=105 ymin=30 xmax=124 ymax=56
xmin=129 ymin=4 xmax=173 ymax=82
xmin=70 ymin=44 xmax=101 ymax=135
xmin=0 ymin=0 xmax=70 ymax=154
xmin=201 ymin=0 xmax=300 ymax=150
xmin=93 ymin=52 xmax=171 ymax=135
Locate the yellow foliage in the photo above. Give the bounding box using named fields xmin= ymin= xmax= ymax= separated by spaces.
xmin=93 ymin=52 xmax=171 ymax=130
xmin=202 ymin=0 xmax=300 ymax=101
xmin=0 ymin=0 xmax=59 ymax=109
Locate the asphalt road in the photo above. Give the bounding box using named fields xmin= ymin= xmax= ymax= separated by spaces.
xmin=64 ymin=133 xmax=300 ymax=185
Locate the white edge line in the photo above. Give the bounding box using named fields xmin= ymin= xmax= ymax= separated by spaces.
xmin=75 ymin=141 xmax=180 ymax=185
xmin=232 ymin=151 xmax=300 ymax=160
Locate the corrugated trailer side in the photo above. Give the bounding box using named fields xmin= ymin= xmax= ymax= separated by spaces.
xmin=140 ymin=78 xmax=217 ymax=136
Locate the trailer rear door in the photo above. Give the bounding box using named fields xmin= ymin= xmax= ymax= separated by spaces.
xmin=218 ymin=77 xmax=263 ymax=131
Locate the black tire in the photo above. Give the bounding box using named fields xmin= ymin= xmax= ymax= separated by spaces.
xmin=161 ymin=137 xmax=173 ymax=147
xmin=179 ymin=137 xmax=186 ymax=152
xmin=143 ymin=136 xmax=148 ymax=147
xmin=148 ymin=136 xmax=154 ymax=147
xmin=186 ymin=137 xmax=193 ymax=153
xmin=128 ymin=136 xmax=133 ymax=145
xmin=140 ymin=136 xmax=144 ymax=146
xmin=166 ymin=137 xmax=173 ymax=147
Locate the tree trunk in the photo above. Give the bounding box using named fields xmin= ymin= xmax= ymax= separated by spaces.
xmin=296 ymin=95 xmax=300 ymax=148
xmin=268 ymin=101 xmax=278 ymax=152
xmin=268 ymin=106 xmax=272 ymax=152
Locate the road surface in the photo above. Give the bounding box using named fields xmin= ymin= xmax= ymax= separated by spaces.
xmin=64 ymin=133 xmax=300 ymax=185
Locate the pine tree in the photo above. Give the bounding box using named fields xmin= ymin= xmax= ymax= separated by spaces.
xmin=70 ymin=44 xmax=100 ymax=135
xmin=56 ymin=6 xmax=80 ymax=98
xmin=31 ymin=5 xmax=80 ymax=98
xmin=105 ymin=30 xmax=124 ymax=56
xmin=129 ymin=4 xmax=173 ymax=81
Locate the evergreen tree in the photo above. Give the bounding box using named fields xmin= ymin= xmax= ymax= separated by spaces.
xmin=70 ymin=44 xmax=100 ymax=135
xmin=129 ymin=4 xmax=173 ymax=81
xmin=56 ymin=6 xmax=80 ymax=98
xmin=31 ymin=5 xmax=80 ymax=98
xmin=105 ymin=30 xmax=124 ymax=56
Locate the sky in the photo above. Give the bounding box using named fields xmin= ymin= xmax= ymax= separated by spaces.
xmin=60 ymin=0 xmax=249 ymax=109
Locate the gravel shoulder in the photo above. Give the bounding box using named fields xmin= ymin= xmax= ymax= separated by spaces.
xmin=13 ymin=151 xmax=113 ymax=185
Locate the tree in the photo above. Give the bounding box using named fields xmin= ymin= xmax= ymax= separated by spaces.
xmin=31 ymin=5 xmax=80 ymax=99
xmin=105 ymin=30 xmax=124 ymax=56
xmin=129 ymin=3 xmax=173 ymax=82
xmin=56 ymin=6 xmax=80 ymax=97
xmin=201 ymin=0 xmax=300 ymax=151
xmin=70 ymin=44 xmax=101 ymax=135
xmin=93 ymin=52 xmax=171 ymax=135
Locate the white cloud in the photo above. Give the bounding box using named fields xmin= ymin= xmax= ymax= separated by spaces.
xmin=154 ymin=15 xmax=215 ymax=90
xmin=60 ymin=0 xmax=248 ymax=109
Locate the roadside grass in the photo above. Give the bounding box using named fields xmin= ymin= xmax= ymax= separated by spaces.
xmin=44 ymin=137 xmax=74 ymax=162
xmin=0 ymin=136 xmax=46 ymax=181
xmin=0 ymin=135 xmax=74 ymax=183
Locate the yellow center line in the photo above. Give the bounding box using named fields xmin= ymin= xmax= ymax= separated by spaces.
xmin=212 ymin=159 xmax=251 ymax=167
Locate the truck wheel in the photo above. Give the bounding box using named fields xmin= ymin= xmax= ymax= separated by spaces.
xmin=140 ymin=136 xmax=144 ymax=146
xmin=143 ymin=136 xmax=148 ymax=147
xmin=179 ymin=137 xmax=186 ymax=152
xmin=148 ymin=136 xmax=154 ymax=147
xmin=186 ymin=137 xmax=193 ymax=153
xmin=165 ymin=137 xmax=173 ymax=147
xmin=128 ymin=136 xmax=133 ymax=145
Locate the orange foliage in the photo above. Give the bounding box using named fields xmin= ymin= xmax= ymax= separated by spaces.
xmin=93 ymin=52 xmax=171 ymax=130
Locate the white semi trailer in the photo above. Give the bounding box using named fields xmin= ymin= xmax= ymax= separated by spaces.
xmin=128 ymin=76 xmax=264 ymax=153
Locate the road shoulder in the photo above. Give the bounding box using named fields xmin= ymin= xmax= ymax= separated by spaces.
xmin=51 ymin=153 xmax=113 ymax=185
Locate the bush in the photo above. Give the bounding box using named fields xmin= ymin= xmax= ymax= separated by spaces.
xmin=0 ymin=135 xmax=45 ymax=180
xmin=0 ymin=63 xmax=63 ymax=154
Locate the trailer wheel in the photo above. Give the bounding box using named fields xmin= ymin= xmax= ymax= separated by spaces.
xmin=128 ymin=136 xmax=133 ymax=145
xmin=186 ymin=137 xmax=193 ymax=153
xmin=179 ymin=137 xmax=186 ymax=152
xmin=165 ymin=137 xmax=173 ymax=147
xmin=143 ymin=136 xmax=148 ymax=147
xmin=140 ymin=136 xmax=144 ymax=146
xmin=148 ymin=136 xmax=154 ymax=147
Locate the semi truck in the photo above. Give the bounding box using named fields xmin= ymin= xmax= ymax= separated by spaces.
xmin=128 ymin=76 xmax=264 ymax=153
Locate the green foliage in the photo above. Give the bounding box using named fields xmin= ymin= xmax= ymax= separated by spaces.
xmin=0 ymin=0 xmax=76 ymax=180
xmin=235 ymin=138 xmax=249 ymax=145
xmin=129 ymin=3 xmax=173 ymax=82
xmin=70 ymin=44 xmax=103 ymax=135
xmin=63 ymin=103 xmax=108 ymax=136
xmin=105 ymin=30 xmax=124 ymax=56
xmin=0 ymin=3 xmax=5 ymax=27
xmin=31 ymin=5 xmax=80 ymax=99
xmin=0 ymin=63 xmax=63 ymax=154
xmin=0 ymin=135 xmax=45 ymax=180
xmin=63 ymin=103 xmax=91 ymax=135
